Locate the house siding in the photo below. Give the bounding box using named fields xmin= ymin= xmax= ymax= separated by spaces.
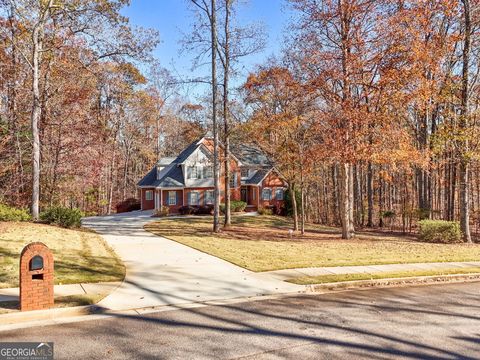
xmin=161 ymin=189 xmax=184 ymax=213
xmin=141 ymin=188 xmax=155 ymax=210
xmin=259 ymin=172 xmax=287 ymax=210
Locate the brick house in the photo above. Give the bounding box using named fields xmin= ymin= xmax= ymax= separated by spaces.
xmin=137 ymin=134 xmax=287 ymax=213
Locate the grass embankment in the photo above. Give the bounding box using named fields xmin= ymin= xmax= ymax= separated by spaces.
xmin=0 ymin=222 xmax=125 ymax=289
xmin=145 ymin=215 xmax=480 ymax=273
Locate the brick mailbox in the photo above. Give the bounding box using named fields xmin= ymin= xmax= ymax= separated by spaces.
xmin=19 ymin=242 xmax=54 ymax=311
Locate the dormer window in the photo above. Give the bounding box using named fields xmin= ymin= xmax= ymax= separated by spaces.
xmin=157 ymin=166 xmax=164 ymax=180
xmin=241 ymin=169 xmax=249 ymax=179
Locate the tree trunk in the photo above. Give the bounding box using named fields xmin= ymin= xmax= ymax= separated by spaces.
xmin=290 ymin=183 xmax=298 ymax=231
xmin=340 ymin=162 xmax=353 ymax=239
xmin=31 ymin=21 xmax=44 ymax=220
xmin=211 ymin=0 xmax=220 ymax=232
xmin=460 ymin=0 xmax=472 ymax=243
xmin=223 ymin=0 xmax=231 ymax=228
xmin=367 ymin=162 xmax=373 ymax=227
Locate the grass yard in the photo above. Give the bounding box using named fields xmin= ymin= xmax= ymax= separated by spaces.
xmin=0 ymin=222 xmax=125 ymax=289
xmin=145 ymin=215 xmax=480 ymax=272
xmin=289 ymin=267 xmax=480 ymax=285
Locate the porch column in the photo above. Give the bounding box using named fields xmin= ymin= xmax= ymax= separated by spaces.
xmin=160 ymin=189 xmax=163 ymax=208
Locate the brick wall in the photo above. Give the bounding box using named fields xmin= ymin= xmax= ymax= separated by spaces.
xmin=141 ymin=188 xmax=155 ymax=210
xmin=19 ymin=242 xmax=54 ymax=311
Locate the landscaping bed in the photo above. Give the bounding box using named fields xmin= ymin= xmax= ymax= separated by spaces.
xmin=145 ymin=215 xmax=480 ymax=272
xmin=0 ymin=222 xmax=125 ymax=288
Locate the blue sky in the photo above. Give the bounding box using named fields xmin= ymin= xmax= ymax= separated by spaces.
xmin=122 ymin=0 xmax=290 ymax=96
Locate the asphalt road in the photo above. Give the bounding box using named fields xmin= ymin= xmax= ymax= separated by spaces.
xmin=2 ymin=282 xmax=480 ymax=359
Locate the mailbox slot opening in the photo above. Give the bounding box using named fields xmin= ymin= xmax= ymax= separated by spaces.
xmin=32 ymin=273 xmax=44 ymax=280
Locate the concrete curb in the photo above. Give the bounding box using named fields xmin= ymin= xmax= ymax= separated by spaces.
xmin=0 ymin=304 xmax=99 ymax=326
xmin=304 ymin=273 xmax=480 ymax=293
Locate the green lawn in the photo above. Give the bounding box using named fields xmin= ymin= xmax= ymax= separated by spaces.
xmin=145 ymin=215 xmax=480 ymax=272
xmin=289 ymin=267 xmax=480 ymax=285
xmin=0 ymin=222 xmax=125 ymax=288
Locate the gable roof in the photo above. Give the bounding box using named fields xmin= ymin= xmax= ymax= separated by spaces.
xmin=230 ymin=143 xmax=273 ymax=167
xmin=245 ymin=169 xmax=270 ymax=185
xmin=137 ymin=135 xmax=281 ymax=188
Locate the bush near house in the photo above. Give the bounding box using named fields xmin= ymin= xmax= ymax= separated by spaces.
xmin=115 ymin=198 xmax=141 ymax=213
xmin=40 ymin=206 xmax=83 ymax=228
xmin=220 ymin=201 xmax=247 ymax=214
xmin=257 ymin=207 xmax=273 ymax=216
xmin=179 ymin=205 xmax=214 ymax=215
xmin=418 ymin=220 xmax=463 ymax=243
xmin=0 ymin=204 xmax=31 ymax=222
xmin=153 ymin=206 xmax=169 ymax=217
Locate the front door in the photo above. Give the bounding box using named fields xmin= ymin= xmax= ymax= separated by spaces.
xmin=241 ymin=188 xmax=247 ymax=203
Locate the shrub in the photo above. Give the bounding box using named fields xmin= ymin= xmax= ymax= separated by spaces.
xmin=179 ymin=206 xmax=196 ymax=215
xmin=115 ymin=198 xmax=141 ymax=213
xmin=231 ymin=201 xmax=247 ymax=212
xmin=257 ymin=207 xmax=273 ymax=216
xmin=83 ymin=211 xmax=98 ymax=217
xmin=40 ymin=206 xmax=83 ymax=228
xmin=418 ymin=220 xmax=462 ymax=243
xmin=153 ymin=206 xmax=169 ymax=217
xmin=220 ymin=201 xmax=247 ymax=214
xmin=197 ymin=205 xmax=214 ymax=215
xmin=0 ymin=204 xmax=31 ymax=222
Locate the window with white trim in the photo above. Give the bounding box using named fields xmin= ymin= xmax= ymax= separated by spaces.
xmin=168 ymin=191 xmax=177 ymax=205
xmin=204 ymin=166 xmax=213 ymax=178
xmin=205 ymin=190 xmax=214 ymax=205
xmin=229 ymin=172 xmax=237 ymax=188
xmin=275 ymin=188 xmax=284 ymax=200
xmin=262 ymin=188 xmax=272 ymax=201
xmin=188 ymin=191 xmax=200 ymax=205
xmin=145 ymin=190 xmax=153 ymax=201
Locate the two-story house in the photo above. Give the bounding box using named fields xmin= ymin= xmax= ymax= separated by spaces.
xmin=137 ymin=134 xmax=287 ymax=213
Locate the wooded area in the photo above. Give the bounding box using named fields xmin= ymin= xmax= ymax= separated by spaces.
xmin=1 ymin=0 xmax=479 ymax=240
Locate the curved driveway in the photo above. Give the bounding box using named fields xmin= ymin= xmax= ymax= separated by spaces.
xmin=82 ymin=211 xmax=301 ymax=311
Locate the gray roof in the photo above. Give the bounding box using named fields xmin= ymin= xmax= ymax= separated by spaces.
xmin=230 ymin=144 xmax=273 ymax=167
xmin=137 ymin=167 xmax=157 ymax=187
xmin=137 ymin=138 xmax=202 ymax=188
xmin=175 ymin=139 xmax=202 ymax=163
xmin=157 ymin=165 xmax=184 ymax=187
xmin=138 ymin=136 xmax=280 ymax=188
xmin=245 ymin=169 xmax=270 ymax=185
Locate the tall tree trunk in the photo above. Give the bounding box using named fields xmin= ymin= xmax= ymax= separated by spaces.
xmin=459 ymin=0 xmax=472 ymax=243
xmin=340 ymin=162 xmax=353 ymax=239
xmin=290 ymin=183 xmax=299 ymax=231
xmin=31 ymin=22 xmax=44 ymax=220
xmin=223 ymin=0 xmax=231 ymax=227
xmin=367 ymin=161 xmax=373 ymax=227
xmin=211 ymin=0 xmax=220 ymax=232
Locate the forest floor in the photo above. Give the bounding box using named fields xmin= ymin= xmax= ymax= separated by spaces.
xmin=0 ymin=222 xmax=125 ymax=289
xmin=145 ymin=215 xmax=480 ymax=272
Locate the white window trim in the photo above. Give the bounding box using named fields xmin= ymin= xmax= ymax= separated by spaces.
xmin=275 ymin=188 xmax=284 ymax=200
xmin=189 ymin=191 xmax=200 ymax=205
xmin=205 ymin=190 xmax=214 ymax=205
xmin=145 ymin=190 xmax=153 ymax=201
xmin=262 ymin=188 xmax=272 ymax=201
xmin=168 ymin=191 xmax=177 ymax=205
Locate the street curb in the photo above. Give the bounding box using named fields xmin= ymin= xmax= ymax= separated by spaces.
xmin=0 ymin=304 xmax=100 ymax=326
xmin=304 ymin=273 xmax=480 ymax=292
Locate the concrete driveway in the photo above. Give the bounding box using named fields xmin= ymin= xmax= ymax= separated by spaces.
xmin=82 ymin=211 xmax=301 ymax=311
